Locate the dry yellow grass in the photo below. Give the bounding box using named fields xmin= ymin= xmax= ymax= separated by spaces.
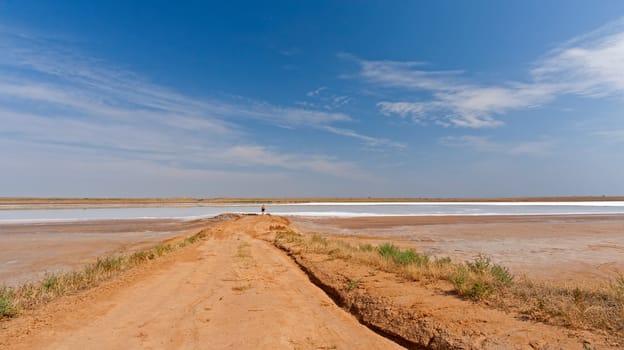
xmin=509 ymin=276 xmax=624 ymax=332
xmin=274 ymin=230 xmax=624 ymax=334
xmin=0 ymin=233 xmax=206 ymax=319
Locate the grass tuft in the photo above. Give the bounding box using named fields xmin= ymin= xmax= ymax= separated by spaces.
xmin=347 ymin=278 xmax=361 ymax=291
xmin=613 ymin=275 xmax=624 ymax=299
xmin=155 ymin=244 xmax=173 ymax=257
xmin=490 ymin=264 xmax=514 ymax=287
xmin=450 ymin=255 xmax=514 ymax=300
xmin=377 ymin=243 xmax=429 ymax=266
xmin=358 ymin=243 xmax=374 ymax=252
xmin=0 ymin=289 xmax=16 ymax=318
xmin=41 ymin=274 xmax=59 ymax=292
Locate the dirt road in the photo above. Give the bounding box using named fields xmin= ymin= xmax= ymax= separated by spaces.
xmin=1 ymin=216 xmax=401 ymax=349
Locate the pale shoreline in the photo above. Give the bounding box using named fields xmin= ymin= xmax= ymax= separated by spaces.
xmin=3 ymin=201 xmax=624 ymax=223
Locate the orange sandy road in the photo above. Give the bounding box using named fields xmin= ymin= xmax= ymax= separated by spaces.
xmin=2 ymin=216 xmax=401 ymax=350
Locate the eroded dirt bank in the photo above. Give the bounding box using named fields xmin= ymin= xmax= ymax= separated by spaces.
xmin=273 ymin=234 xmax=620 ymax=349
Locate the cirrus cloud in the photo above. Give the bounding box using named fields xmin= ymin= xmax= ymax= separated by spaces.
xmin=352 ymin=18 xmax=624 ymax=128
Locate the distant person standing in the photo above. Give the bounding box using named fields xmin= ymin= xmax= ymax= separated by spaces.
xmin=261 ymin=204 xmax=266 ymax=215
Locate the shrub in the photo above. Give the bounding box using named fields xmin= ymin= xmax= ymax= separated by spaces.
xmin=490 ymin=264 xmax=514 ymax=287
xmin=377 ymin=243 xmax=401 ymax=258
xmin=449 ymin=267 xmax=468 ymax=292
xmin=0 ymin=289 xmax=15 ymax=318
xmin=467 ymin=280 xmax=494 ymax=299
xmin=42 ymin=274 xmax=59 ymax=292
xmin=450 ymin=255 xmax=514 ymax=300
xmin=466 ymin=254 xmax=492 ymax=274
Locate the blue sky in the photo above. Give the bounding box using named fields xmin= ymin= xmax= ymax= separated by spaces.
xmin=1 ymin=1 xmax=624 ymax=197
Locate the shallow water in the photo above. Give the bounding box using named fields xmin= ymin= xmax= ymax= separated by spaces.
xmin=1 ymin=201 xmax=624 ymax=223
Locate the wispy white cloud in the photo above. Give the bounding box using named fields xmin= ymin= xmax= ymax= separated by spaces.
xmin=0 ymin=39 xmax=350 ymax=134
xmin=220 ymin=145 xmax=364 ymax=178
xmin=592 ymin=129 xmax=624 ymax=142
xmin=0 ymin=27 xmax=403 ymax=181
xmin=354 ymin=17 xmax=624 ymax=128
xmin=322 ymin=126 xmax=406 ymax=150
xmin=306 ymin=86 xmax=327 ymax=97
xmin=232 ymin=102 xmax=352 ymax=128
xmin=359 ymin=59 xmax=462 ymax=91
xmin=301 ymin=86 xmax=352 ymax=111
xmin=363 ymin=60 xmax=556 ymax=128
xmin=439 ymin=136 xmax=554 ymax=156
xmin=532 ymin=18 xmax=624 ymax=96
xmin=279 ymin=47 xmax=301 ymax=57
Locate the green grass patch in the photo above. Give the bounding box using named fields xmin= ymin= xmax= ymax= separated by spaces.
xmin=41 ymin=274 xmax=59 ymax=292
xmin=0 ymin=289 xmax=15 ymax=318
xmin=449 ymin=255 xmax=514 ymax=300
xmin=347 ymin=278 xmax=361 ymax=291
xmin=377 ymin=243 xmax=429 ymax=266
